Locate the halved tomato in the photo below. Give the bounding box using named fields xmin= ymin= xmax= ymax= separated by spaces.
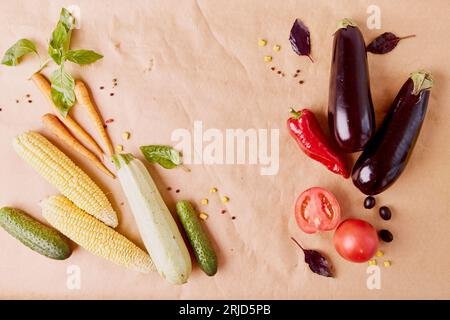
xmin=295 ymin=187 xmax=341 ymax=234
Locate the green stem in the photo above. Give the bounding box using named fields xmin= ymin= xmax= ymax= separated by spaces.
xmin=337 ymin=18 xmax=356 ymax=30
xmin=410 ymin=70 xmax=433 ymax=95
xmin=289 ymin=108 xmax=303 ymax=119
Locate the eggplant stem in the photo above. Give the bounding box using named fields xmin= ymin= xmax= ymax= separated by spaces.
xmin=290 ymin=237 xmax=305 ymax=251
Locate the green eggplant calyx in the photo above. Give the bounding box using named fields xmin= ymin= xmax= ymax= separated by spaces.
xmin=410 ymin=71 xmax=433 ymax=95
xmin=289 ymin=108 xmax=303 ymax=119
xmin=337 ymin=18 xmax=357 ymax=30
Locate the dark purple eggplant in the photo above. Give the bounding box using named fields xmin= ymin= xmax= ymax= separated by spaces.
xmin=352 ymin=71 xmax=433 ymax=195
xmin=328 ymin=19 xmax=375 ymax=153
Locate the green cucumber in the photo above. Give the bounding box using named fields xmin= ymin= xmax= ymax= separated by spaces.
xmin=0 ymin=207 xmax=72 ymax=260
xmin=176 ymin=200 xmax=217 ymax=276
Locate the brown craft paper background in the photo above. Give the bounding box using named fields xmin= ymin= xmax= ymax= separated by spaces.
xmin=0 ymin=0 xmax=449 ymax=299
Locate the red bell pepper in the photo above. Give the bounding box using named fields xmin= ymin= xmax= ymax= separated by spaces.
xmin=287 ymin=108 xmax=349 ymax=178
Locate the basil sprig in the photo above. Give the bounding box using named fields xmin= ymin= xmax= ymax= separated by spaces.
xmin=1 ymin=7 xmax=103 ymax=116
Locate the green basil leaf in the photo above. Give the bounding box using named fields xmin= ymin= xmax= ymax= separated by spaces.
xmin=2 ymin=39 xmax=38 ymax=66
xmin=140 ymin=145 xmax=182 ymax=169
xmin=59 ymin=8 xmax=75 ymax=30
xmin=50 ymin=66 xmax=75 ymax=116
xmin=48 ymin=8 xmax=75 ymax=65
xmin=65 ymin=50 xmax=103 ymax=65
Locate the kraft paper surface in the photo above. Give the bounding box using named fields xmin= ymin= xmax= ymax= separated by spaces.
xmin=0 ymin=0 xmax=449 ymax=299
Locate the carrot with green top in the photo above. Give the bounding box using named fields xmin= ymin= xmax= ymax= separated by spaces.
xmin=75 ymin=80 xmax=114 ymax=156
xmin=31 ymin=73 xmax=104 ymax=156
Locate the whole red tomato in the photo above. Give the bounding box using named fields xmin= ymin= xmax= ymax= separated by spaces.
xmin=333 ymin=219 xmax=379 ymax=263
xmin=295 ymin=187 xmax=341 ymax=234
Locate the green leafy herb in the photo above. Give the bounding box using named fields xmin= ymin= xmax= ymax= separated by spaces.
xmin=2 ymin=39 xmax=38 ymax=66
xmin=65 ymin=50 xmax=103 ymax=65
xmin=50 ymin=66 xmax=75 ymax=116
xmin=140 ymin=145 xmax=182 ymax=169
xmin=48 ymin=8 xmax=75 ymax=65
xmin=3 ymin=7 xmax=103 ymax=116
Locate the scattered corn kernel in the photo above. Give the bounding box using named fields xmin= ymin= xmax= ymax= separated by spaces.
xmin=383 ymin=260 xmax=392 ymax=267
xmin=264 ymin=55 xmax=272 ymax=62
xmin=368 ymin=259 xmax=377 ymax=266
xmin=116 ymin=145 xmax=124 ymax=152
xmin=222 ymin=196 xmax=230 ymax=203
xmin=375 ymin=250 xmax=384 ymax=257
xmin=201 ymin=198 xmax=209 ymax=205
xmin=199 ymin=212 xmax=209 ymax=220
xmin=258 ymin=39 xmax=267 ymax=47
xmin=273 ymin=44 xmax=281 ymax=52
xmin=122 ymin=132 xmax=130 ymax=140
xmin=210 ymin=187 xmax=218 ymax=193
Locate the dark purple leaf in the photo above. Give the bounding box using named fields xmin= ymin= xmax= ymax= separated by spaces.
xmin=289 ymin=19 xmax=313 ymax=62
xmin=367 ymin=32 xmax=416 ymax=54
xmin=291 ymin=237 xmax=333 ymax=277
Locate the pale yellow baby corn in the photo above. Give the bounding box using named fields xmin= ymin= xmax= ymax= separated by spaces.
xmin=41 ymin=195 xmax=155 ymax=273
xmin=13 ymin=132 xmax=118 ymax=227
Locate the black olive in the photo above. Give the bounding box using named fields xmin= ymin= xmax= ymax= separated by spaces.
xmin=378 ymin=229 xmax=393 ymax=242
xmin=364 ymin=196 xmax=376 ymax=209
xmin=379 ymin=206 xmax=392 ymax=220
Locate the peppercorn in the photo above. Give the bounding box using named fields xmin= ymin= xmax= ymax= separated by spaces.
xmin=379 ymin=229 xmax=394 ymax=243
xmin=364 ymin=196 xmax=376 ymax=209
xmin=379 ymin=206 xmax=392 ymax=220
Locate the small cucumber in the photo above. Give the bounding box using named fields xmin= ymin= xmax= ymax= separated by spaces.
xmin=0 ymin=207 xmax=72 ymax=260
xmin=176 ymin=200 xmax=217 ymax=276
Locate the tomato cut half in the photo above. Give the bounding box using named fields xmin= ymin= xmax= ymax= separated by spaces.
xmin=295 ymin=187 xmax=341 ymax=234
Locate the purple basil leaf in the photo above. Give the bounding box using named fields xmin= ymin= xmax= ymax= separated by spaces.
xmin=367 ymin=32 xmax=416 ymax=54
xmin=302 ymin=249 xmax=333 ymax=277
xmin=291 ymin=237 xmax=333 ymax=278
xmin=289 ymin=19 xmax=313 ymax=62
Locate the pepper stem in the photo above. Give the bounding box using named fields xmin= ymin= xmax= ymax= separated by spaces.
xmin=289 ymin=108 xmax=302 ymax=119
xmin=337 ymin=18 xmax=356 ymax=30
xmin=410 ymin=70 xmax=433 ymax=95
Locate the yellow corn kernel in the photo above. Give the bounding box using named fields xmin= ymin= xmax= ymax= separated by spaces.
xmin=222 ymin=196 xmax=230 ymax=203
xmin=210 ymin=187 xmax=218 ymax=193
xmin=122 ymin=132 xmax=130 ymax=140
xmin=41 ymin=195 xmax=154 ymax=273
xmin=383 ymin=260 xmax=392 ymax=267
xmin=199 ymin=212 xmax=209 ymax=220
xmin=264 ymin=55 xmax=272 ymax=62
xmin=258 ymin=39 xmax=267 ymax=47
xmin=375 ymin=250 xmax=384 ymax=257
xmin=273 ymin=44 xmax=281 ymax=52
xmin=201 ymin=198 xmax=209 ymax=205
xmin=116 ymin=145 xmax=124 ymax=152
xmin=13 ymin=132 xmax=118 ymax=227
xmin=368 ymin=259 xmax=377 ymax=266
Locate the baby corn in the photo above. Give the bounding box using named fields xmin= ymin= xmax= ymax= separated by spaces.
xmin=13 ymin=131 xmax=118 ymax=227
xmin=41 ymin=195 xmax=154 ymax=273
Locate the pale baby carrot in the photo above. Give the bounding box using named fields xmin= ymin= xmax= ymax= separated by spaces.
xmin=42 ymin=113 xmax=115 ymax=178
xmin=75 ymin=80 xmax=114 ymax=156
xmin=31 ymin=73 xmax=104 ymax=156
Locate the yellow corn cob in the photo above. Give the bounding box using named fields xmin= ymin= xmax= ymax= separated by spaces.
xmin=41 ymin=195 xmax=154 ymax=273
xmin=13 ymin=132 xmax=118 ymax=227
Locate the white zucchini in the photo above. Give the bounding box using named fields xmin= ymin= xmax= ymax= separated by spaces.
xmin=113 ymin=154 xmax=191 ymax=284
